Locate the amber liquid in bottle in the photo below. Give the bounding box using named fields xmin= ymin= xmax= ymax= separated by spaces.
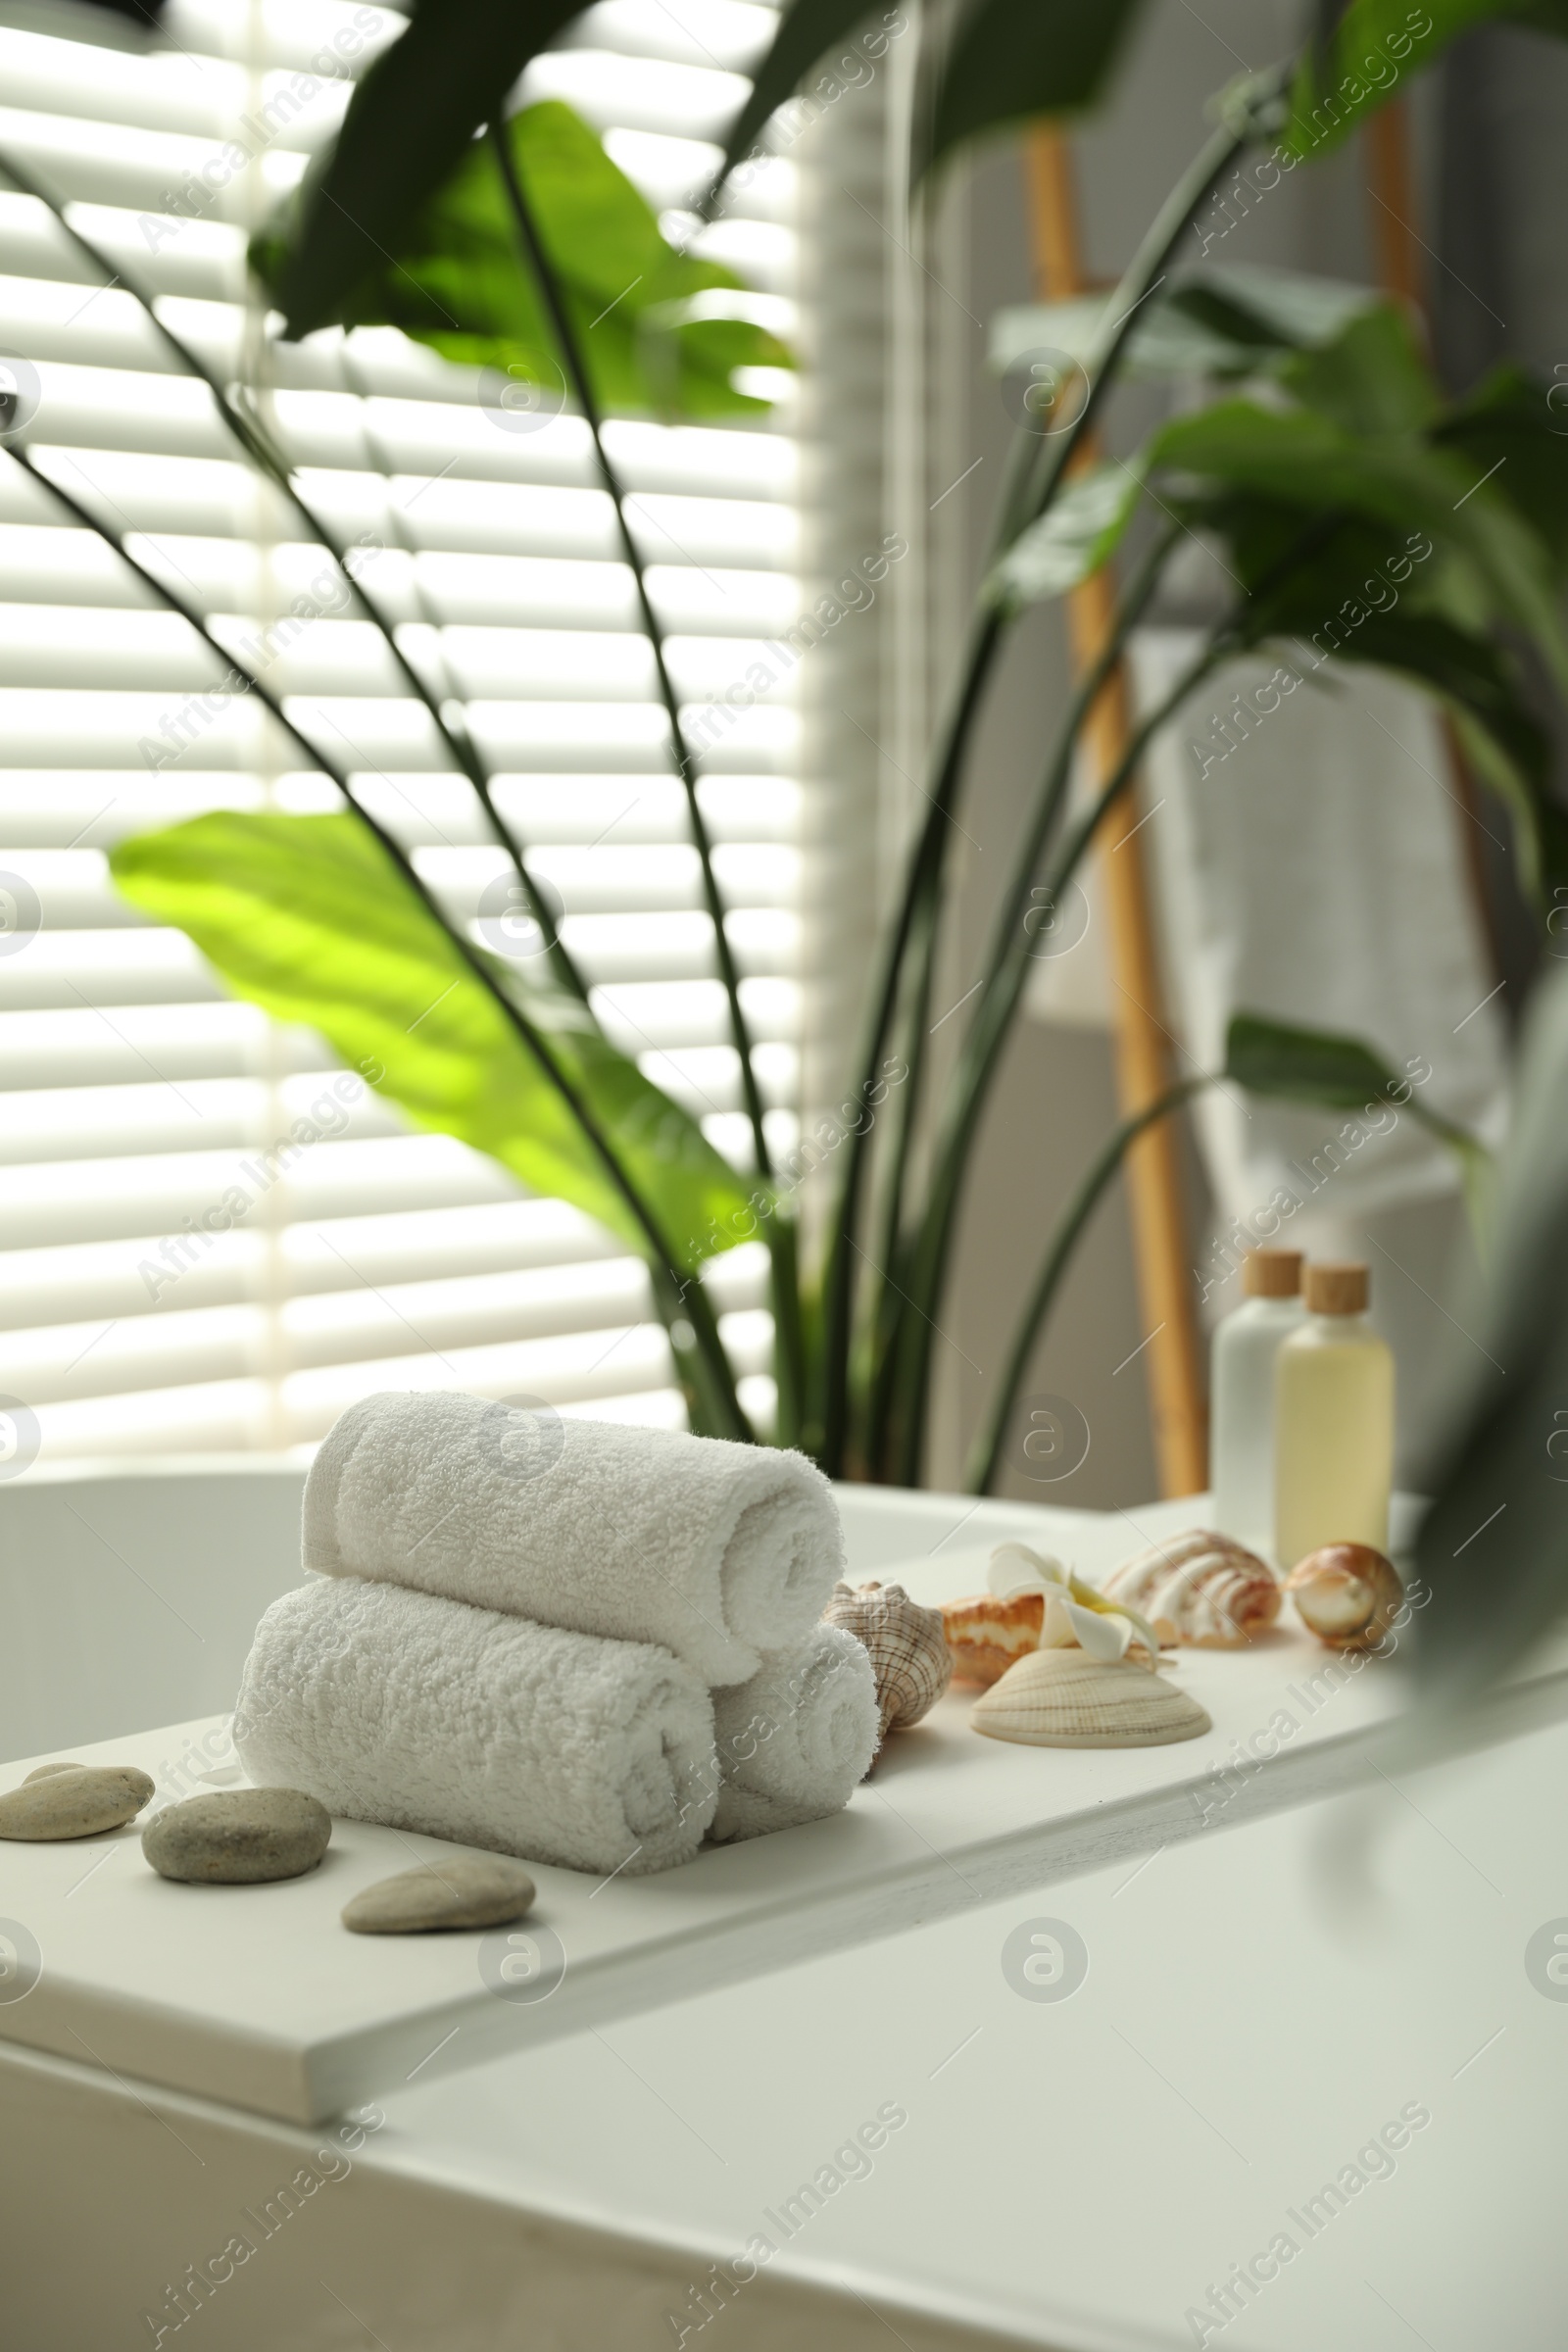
xmin=1273 ymin=1262 xmax=1394 ymax=1570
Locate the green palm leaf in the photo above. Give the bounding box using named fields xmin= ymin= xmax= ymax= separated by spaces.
xmin=111 ymin=812 xmax=755 ymax=1273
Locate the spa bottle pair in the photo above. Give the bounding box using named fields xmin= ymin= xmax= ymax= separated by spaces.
xmin=1208 ymin=1250 xmax=1395 ymax=1571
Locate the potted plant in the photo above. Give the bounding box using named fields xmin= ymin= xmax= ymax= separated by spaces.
xmin=4 ymin=0 xmax=1562 ymax=1504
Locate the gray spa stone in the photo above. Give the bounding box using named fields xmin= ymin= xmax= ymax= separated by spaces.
xmin=142 ymin=1788 xmax=331 ymax=1885
xmin=0 ymin=1764 xmax=155 ymax=1840
xmin=342 ymin=1857 xmax=536 ymax=1935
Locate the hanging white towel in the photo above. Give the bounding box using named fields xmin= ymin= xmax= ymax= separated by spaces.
xmin=1130 ymin=629 xmax=1508 ymax=1247
xmin=302 ymin=1390 xmax=845 ymax=1688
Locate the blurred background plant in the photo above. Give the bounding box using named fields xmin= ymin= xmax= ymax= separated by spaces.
xmin=9 ymin=0 xmax=1565 ymax=1501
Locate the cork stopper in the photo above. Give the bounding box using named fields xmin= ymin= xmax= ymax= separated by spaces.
xmin=1304 ymin=1261 xmax=1369 ymax=1315
xmin=1242 ymin=1249 xmax=1302 ymax=1298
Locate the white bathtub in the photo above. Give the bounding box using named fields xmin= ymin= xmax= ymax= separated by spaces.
xmin=0 ymin=1456 xmax=1076 ymax=1761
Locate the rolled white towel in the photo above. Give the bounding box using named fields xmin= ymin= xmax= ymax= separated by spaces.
xmin=710 ymin=1623 xmax=878 ymax=1842
xmin=232 ymin=1578 xmax=718 ymax=1878
xmin=303 ymin=1391 xmax=845 ymax=1688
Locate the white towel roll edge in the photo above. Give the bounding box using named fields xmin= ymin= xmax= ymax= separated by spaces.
xmin=710 ymin=1622 xmax=879 ymax=1842
xmin=303 ymin=1390 xmax=846 ymax=1687
xmin=233 ymin=1578 xmax=718 ymax=1878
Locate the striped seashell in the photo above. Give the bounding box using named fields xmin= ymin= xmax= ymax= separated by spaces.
xmin=970 ymin=1648 xmax=1211 ymax=1748
xmin=821 ymin=1581 xmax=953 ymax=1740
xmin=1100 ymin=1528 xmax=1281 ymax=1649
xmin=941 ymin=1591 xmax=1045 ymax=1686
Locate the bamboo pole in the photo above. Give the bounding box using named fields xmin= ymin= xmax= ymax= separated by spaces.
xmin=1365 ymin=99 xmax=1424 ymax=312
xmin=1021 ymin=127 xmax=1208 ymax=1496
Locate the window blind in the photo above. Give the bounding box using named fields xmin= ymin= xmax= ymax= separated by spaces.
xmin=0 ymin=0 xmax=804 ymax=1464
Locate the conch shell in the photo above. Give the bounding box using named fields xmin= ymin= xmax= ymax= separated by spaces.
xmin=1284 ymin=1544 xmax=1402 ymax=1650
xmin=1100 ymin=1529 xmax=1280 ymax=1649
xmin=971 ymin=1648 xmax=1211 ymax=1748
xmin=941 ymin=1590 xmax=1045 ymax=1687
xmin=821 ymin=1581 xmax=952 ymax=1740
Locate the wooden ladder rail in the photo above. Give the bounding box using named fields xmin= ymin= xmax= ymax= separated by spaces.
xmin=1021 ymin=126 xmax=1208 ymax=1497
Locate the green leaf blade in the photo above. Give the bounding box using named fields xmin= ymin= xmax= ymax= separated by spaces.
xmin=1286 ymin=1 xmax=1501 ymax=162
xmin=1411 ymin=963 xmax=1568 ymax=1709
xmin=707 ymin=0 xmax=894 ymax=205
xmin=1152 ymin=396 xmax=1568 ymax=692
xmin=1224 ymin=1012 xmax=1493 ymax=1229
xmin=1433 ymin=364 xmax=1568 ymax=576
xmin=990 ymin=266 xmax=1383 ymax=389
xmin=990 ymin=459 xmax=1144 ymax=607
xmin=270 ymin=0 xmax=588 ymax=338
xmin=256 ymin=101 xmax=791 ymax=420
xmin=109 ymin=812 xmax=755 ymax=1275
xmin=1223 ymin=1011 xmax=1406 ymax=1108
xmin=919 ymin=0 xmax=1149 ymax=176
xmin=1280 ymin=305 xmax=1441 ymax=437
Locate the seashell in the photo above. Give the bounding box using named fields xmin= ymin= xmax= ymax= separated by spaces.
xmin=1100 ymin=1529 xmax=1280 ymax=1649
xmin=941 ymin=1591 xmax=1045 ymax=1686
xmin=985 ymin=1544 xmax=1160 ymax=1666
xmin=821 ymin=1580 xmax=953 ymax=1740
xmin=1284 ymin=1544 xmax=1402 ymax=1651
xmin=970 ymin=1647 xmax=1212 ymax=1749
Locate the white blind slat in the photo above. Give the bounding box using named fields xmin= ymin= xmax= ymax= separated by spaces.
xmin=0 ymin=0 xmax=804 ymax=1462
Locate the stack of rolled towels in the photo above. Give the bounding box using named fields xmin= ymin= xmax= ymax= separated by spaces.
xmin=232 ymin=1393 xmax=878 ymax=1879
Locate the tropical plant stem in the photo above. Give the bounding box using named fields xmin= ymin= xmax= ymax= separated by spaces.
xmin=859 ymin=525 xmax=1182 ymax=1479
xmin=815 ymin=606 xmax=1003 ymax=1474
xmin=851 ymin=888 xmax=944 ymax=1476
xmin=816 ymin=79 xmax=1283 ymax=1478
xmin=485 ymin=123 xmax=768 ymax=1160
xmin=1413 ymin=1106 xmax=1495 ymax=1238
xmin=1010 ymin=90 xmax=1279 ymax=542
xmin=0 ymin=143 xmax=585 ymax=1004
xmin=963 ymin=1077 xmax=1210 ymax=1494
xmin=901 ymin=471 xmax=1457 ymax=1476
xmin=485 ymin=122 xmax=808 ymax=1445
xmin=857 ymin=527 xmax=1171 ymax=1473
xmin=7 ymin=440 xmax=751 ymax=1440
xmin=876 ymin=94 xmax=1273 ymax=1144
xmin=993 ymin=526 xmax=1182 ymax=980
xmin=326 ymin=334 xmax=595 ymax=995
xmin=856 ymin=108 xmax=1264 ymax=1396
xmin=888 ymin=636 xmax=1234 ymax=1484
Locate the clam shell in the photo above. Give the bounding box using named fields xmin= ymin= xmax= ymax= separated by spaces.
xmin=1284 ymin=1544 xmax=1402 ymax=1650
xmin=970 ymin=1647 xmax=1211 ymax=1748
xmin=821 ymin=1581 xmax=953 ymax=1739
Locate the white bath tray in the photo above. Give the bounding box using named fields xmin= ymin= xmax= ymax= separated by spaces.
xmin=3 ymin=1494 xmax=1562 ymax=2126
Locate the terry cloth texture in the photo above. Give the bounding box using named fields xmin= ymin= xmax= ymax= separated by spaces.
xmin=302 ymin=1389 xmax=846 ymax=1686
xmin=710 ymin=1622 xmax=878 ymax=1842
xmin=233 ymin=1576 xmax=718 ymax=1877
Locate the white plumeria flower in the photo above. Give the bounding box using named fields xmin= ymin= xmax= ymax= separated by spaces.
xmin=987 ymin=1543 xmax=1160 ymax=1670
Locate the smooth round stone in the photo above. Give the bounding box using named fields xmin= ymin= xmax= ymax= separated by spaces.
xmin=342 ymin=1857 xmax=535 ymax=1936
xmin=142 ymin=1788 xmax=331 ymax=1885
xmin=0 ymin=1764 xmax=155 ymax=1840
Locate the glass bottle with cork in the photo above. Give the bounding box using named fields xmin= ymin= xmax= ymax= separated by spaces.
xmin=1273 ymin=1260 xmax=1395 ymax=1570
xmin=1209 ymin=1249 xmax=1305 ymax=1558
